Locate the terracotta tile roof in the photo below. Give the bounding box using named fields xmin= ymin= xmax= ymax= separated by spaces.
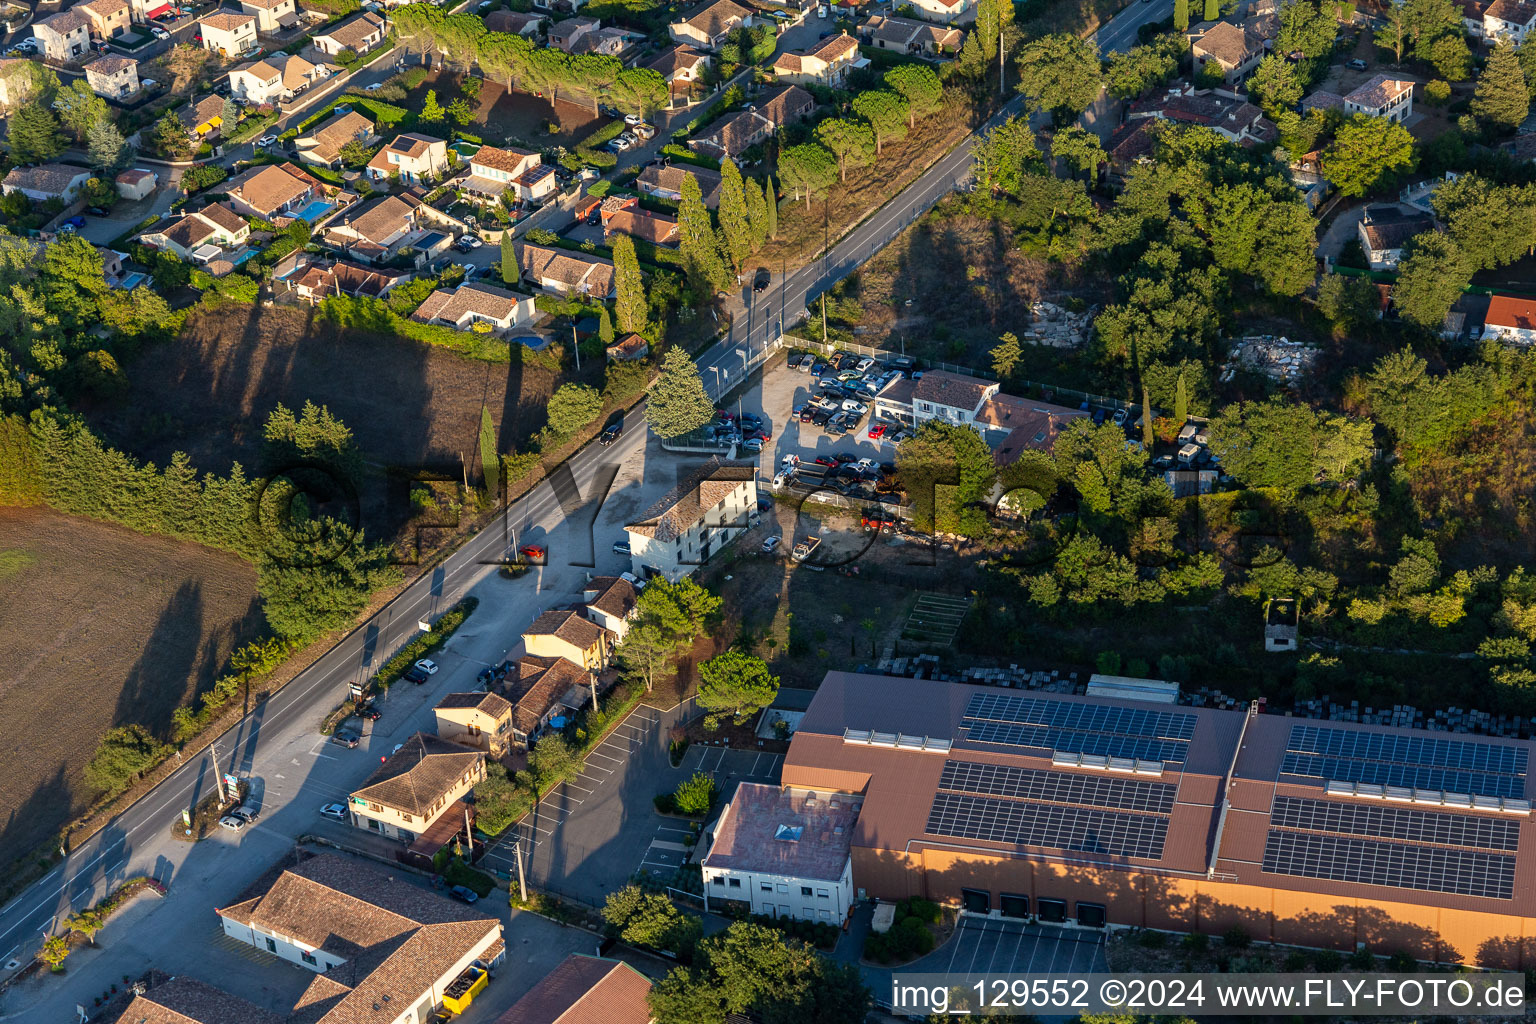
xmin=1301 ymin=89 xmax=1345 ymax=112
xmin=411 ymin=281 xmax=527 ymax=326
xmin=2 ymin=163 xmax=88 ymax=196
xmin=437 ymin=690 xmax=514 ymax=716
xmin=1193 ymin=20 xmax=1262 ymax=68
xmin=351 ymin=732 xmax=483 ymax=816
xmin=646 ymin=43 xmax=709 ymax=75
xmin=703 ymin=781 xmax=860 ymax=882
xmin=35 ymin=7 xmax=91 ymax=33
xmin=243 ymin=0 xmax=292 ymax=8
xmin=81 ymin=0 xmax=129 ymax=18
xmin=333 ymin=194 xmax=416 ymax=244
xmin=636 ymin=162 xmax=721 ymax=205
xmin=1486 ymin=0 xmax=1536 ymax=22
xmin=604 ymin=208 xmax=679 ymax=246
xmin=485 ymin=8 xmax=541 ymax=32
xmin=294 ymin=261 xmax=406 ymax=298
xmin=525 ymin=608 xmax=607 ymax=651
xmin=808 ymin=30 xmax=858 ymax=63
xmin=117 ymin=168 xmax=155 ymax=185
xmin=912 ymin=368 xmax=997 ymax=412
xmin=1358 ymin=205 xmax=1432 ymax=252
xmin=197 ymin=201 xmax=249 ymax=234
xmin=1344 ymin=74 xmax=1414 ymax=109
xmin=226 ymin=161 xmax=319 ymax=217
xmin=585 ymin=576 xmax=637 ymax=619
xmin=201 ymin=9 xmax=257 ymax=32
xmin=517 ymin=243 xmax=616 ymax=296
xmin=470 ymin=144 xmax=537 ymax=175
xmin=981 ymin=396 xmax=1088 ymax=465
xmin=317 ymin=10 xmax=386 ymax=49
xmin=111 ymin=977 xmax=285 ymax=1024
xmin=302 ymin=109 xmax=374 ymax=163
xmin=1107 ymin=119 xmax=1157 ymax=166
xmin=1485 ymin=293 xmax=1536 ymax=331
xmin=681 ymin=0 xmax=750 ymax=36
xmin=502 ymin=655 xmax=589 ymax=733
xmin=89 ymin=55 xmax=136 ymax=76
xmin=181 ymin=94 xmax=227 ymax=132
xmin=490 ymin=955 xmax=652 ymax=1024
xmin=626 ymin=456 xmax=754 ymax=542
xmin=757 ymin=83 xmax=815 ymax=126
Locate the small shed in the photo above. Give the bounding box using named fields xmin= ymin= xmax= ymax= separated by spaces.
xmin=116 ymin=168 xmax=157 ymax=201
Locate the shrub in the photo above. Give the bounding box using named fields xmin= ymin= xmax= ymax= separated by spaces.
xmin=1386 ymin=950 xmax=1417 ymax=971
xmin=672 ymin=771 xmax=716 ymax=816
xmin=896 ymin=897 xmax=940 ymax=924
xmin=1349 ymin=946 xmax=1377 ymax=970
xmin=1424 ymin=79 xmax=1451 ymax=105
xmin=1222 ymin=926 xmax=1251 ymax=949
xmin=1312 ymin=949 xmax=1344 ymax=972
xmin=1182 ymin=932 xmax=1209 ymax=952
xmin=443 ymin=858 xmax=496 ymax=897
xmin=1138 ymin=929 xmax=1167 ymax=948
xmin=182 ymin=164 xmax=228 ymax=192
xmin=652 ymin=792 xmax=676 ymax=813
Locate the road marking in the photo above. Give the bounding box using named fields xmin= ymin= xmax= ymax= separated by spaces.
xmin=586 ymin=749 xmax=623 ymax=764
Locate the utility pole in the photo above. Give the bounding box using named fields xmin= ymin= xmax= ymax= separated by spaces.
xmin=514 ymin=837 xmax=528 ymax=903
xmin=571 ymin=323 xmax=580 ymax=371
xmin=210 ymin=742 xmax=225 ymax=803
xmin=821 ymin=293 xmax=828 ymax=344
xmin=463 ymin=804 xmax=474 ymax=861
xmin=999 ymin=28 xmax=1004 ymax=96
xmin=589 ymin=672 xmax=598 ymax=713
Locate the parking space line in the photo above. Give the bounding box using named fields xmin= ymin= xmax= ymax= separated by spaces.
xmin=561 ymin=780 xmax=595 ymax=795
xmin=1007 ymin=926 xmax=1026 ymax=975
xmin=964 ymin=918 xmax=990 ymax=976
xmin=944 ymin=921 xmax=968 ymax=974
xmin=656 ymin=826 xmax=693 ymax=836
xmin=580 ymin=760 xmax=614 ymax=774
xmin=587 ymin=749 xmax=623 ymax=764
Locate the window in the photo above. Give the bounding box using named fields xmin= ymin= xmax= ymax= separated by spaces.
xmin=819 ymin=909 xmax=832 ymax=919
xmin=776 ymin=882 xmax=788 ymax=893
xmin=801 ymin=886 xmax=813 ymax=897
xmin=401 ymin=813 xmax=413 ymax=822
xmin=265 ymin=937 xmax=277 ymax=953
xmin=1037 ymin=898 xmax=1067 ymax=923
xmin=803 ymin=907 xmax=814 ymax=917
xmin=712 ymin=876 xmax=726 ymax=887
xmin=817 ymin=888 xmax=830 ymax=899
xmin=761 ymin=882 xmax=773 ymax=892
xmin=301 ymin=950 xmax=317 ymax=966
xmin=1000 ymin=894 xmax=1029 ymax=919
xmin=960 ymin=888 xmax=990 ymax=914
xmin=728 ymin=878 xmax=741 ymax=888
xmin=368 ymin=802 xmax=382 ymax=812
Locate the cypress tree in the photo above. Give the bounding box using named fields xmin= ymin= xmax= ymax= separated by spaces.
xmin=611 ymin=234 xmax=647 ymax=335
xmin=743 ymin=177 xmax=769 ymax=249
xmin=1203 ymin=0 xmax=1218 ymax=21
xmin=598 ymin=304 xmax=614 ymax=346
xmin=1141 ymin=385 xmax=1154 ymax=447
xmin=1174 ymin=372 xmax=1188 ymax=425
xmin=678 ymin=172 xmax=729 ymax=294
xmin=764 ymin=175 xmax=778 ymax=241
xmin=500 ymin=230 xmax=517 ymax=285
xmin=1174 ymin=0 xmax=1189 ymax=30
xmin=717 ymin=158 xmax=755 ymax=272
xmin=479 ymin=406 xmax=500 ymax=499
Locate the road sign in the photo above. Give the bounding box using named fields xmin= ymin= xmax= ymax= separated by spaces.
xmin=224 ymin=773 xmax=239 ymax=798
xmin=181 ymin=809 xmax=191 ymax=828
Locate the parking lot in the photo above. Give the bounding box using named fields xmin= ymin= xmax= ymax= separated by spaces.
xmin=901 ymin=917 xmax=1109 ymax=981
xmin=754 ymin=351 xmax=909 ymax=491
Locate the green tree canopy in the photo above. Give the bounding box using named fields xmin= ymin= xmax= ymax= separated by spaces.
xmin=1430 ymin=172 xmax=1536 ymax=270
xmin=972 ymin=115 xmax=1038 ymax=196
xmin=1322 ymin=114 xmax=1415 ymax=197
xmin=8 ymin=104 xmax=66 ymax=163
xmin=697 ymin=650 xmax=779 ymax=726
xmin=604 ymin=885 xmax=702 ymax=955
xmin=1051 ymin=124 xmax=1106 ymax=184
xmin=678 ymin=170 xmax=729 ymax=294
xmin=611 ymin=233 xmax=647 ymax=335
xmin=648 ymin=347 xmax=714 ymax=439
xmin=1473 ymin=40 xmax=1530 ymax=131
xmin=896 ymin=420 xmax=997 ymax=536
xmin=1208 ymin=399 xmax=1373 ymax=490
xmin=850 ymin=89 xmax=909 ymax=154
xmin=543 ymin=382 xmax=601 ymax=444
xmin=814 ymin=117 xmax=875 ymax=182
xmin=884 ymin=63 xmax=943 ymax=125
xmin=716 ymin=157 xmax=755 ymax=270
xmin=1393 ymin=230 xmax=1471 ymax=330
xmin=1015 ymin=33 xmax=1101 ymax=122
xmin=85 ymin=724 xmax=171 ymax=795
xmin=1247 ymin=55 xmax=1304 ymax=114
xmin=777 ymin=143 xmax=837 ymax=208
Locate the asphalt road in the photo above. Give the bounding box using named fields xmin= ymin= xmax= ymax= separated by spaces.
xmin=0 ymin=0 xmax=1176 ymax=969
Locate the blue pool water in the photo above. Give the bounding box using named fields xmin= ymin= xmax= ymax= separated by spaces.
xmin=232 ymin=249 xmax=257 ymax=266
xmin=118 ymin=272 xmax=147 ymax=290
xmin=296 ymin=200 xmax=335 ymax=223
xmin=514 ymin=335 xmax=550 ymax=351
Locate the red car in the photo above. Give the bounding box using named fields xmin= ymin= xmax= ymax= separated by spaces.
xmin=519 ymin=544 xmax=546 ymax=560
xmin=868 ymin=424 xmax=888 ymax=441
xmin=814 ymin=455 xmax=838 ymax=467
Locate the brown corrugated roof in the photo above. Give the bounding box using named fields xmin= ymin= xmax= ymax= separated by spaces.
xmin=352 ymin=732 xmax=483 ymax=816
xmin=491 ymin=954 xmax=652 ymax=1024
xmin=626 ymin=456 xmax=754 ymax=542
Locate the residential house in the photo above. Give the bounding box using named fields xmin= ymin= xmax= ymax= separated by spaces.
xmin=700 ymin=781 xmax=859 ymax=924
xmin=604 ymin=208 xmax=680 ymax=247
xmin=858 ymin=14 xmax=964 ymax=54
xmin=490 ymin=955 xmax=653 ymax=1024
xmin=485 ymin=9 xmax=542 ymax=34
xmin=199 ymin=10 xmax=259 ymax=56
xmin=500 ymin=656 xmax=592 ymax=749
xmin=583 ymin=575 xmax=638 ymax=642
xmin=606 ymin=332 xmax=649 ymax=362
xmin=646 ymin=43 xmax=711 ymax=98
xmin=217 ymin=853 xmax=504 ymax=1020
xmin=295 ymin=109 xmax=375 ymax=169
xmin=410 ymin=281 xmax=537 ymax=331
xmin=1300 ymin=88 xmax=1345 ymax=114
xmin=548 ymin=14 xmax=599 ymax=51
xmin=517 ymin=243 xmax=616 ymax=297
xmin=910 ymin=0 xmax=974 ymax=21
xmin=1343 ymin=74 xmax=1414 ymax=122
xmin=1483 ymin=0 xmax=1536 ymax=42
xmin=1 ymin=163 xmax=92 ymax=203
xmin=463 ymin=144 xmax=556 ymax=203
xmin=347 ymin=732 xmax=485 ymax=842
xmin=31 ymin=8 xmax=92 ymax=62
xmin=109 ymin=977 xmax=284 ymax=1024
xmin=977 ymin=395 xmax=1088 ymax=466
xmin=239 ymin=0 xmax=298 ymax=33
xmin=523 ymin=608 xmax=613 ymax=672
xmin=0 ymin=58 xmax=43 ymax=111
xmin=1482 ymin=293 xmax=1536 ymax=344
xmin=223 ymin=161 xmax=324 ymax=220
xmin=366 ymin=132 xmax=449 ymax=185
xmin=1191 ymin=20 xmax=1264 ymax=82
xmin=1105 ymin=120 xmax=1158 ymax=182
xmin=583 ymin=25 xmax=637 ymax=55
xmin=1462 ymin=0 xmax=1490 ymax=37
xmin=290 ymin=259 xmax=409 ymax=302
xmin=636 ymin=161 xmax=721 ymax=207
xmin=85 ymin=55 xmax=139 ymax=99
xmin=312 ymin=10 xmax=388 ymax=55
xmin=179 ymin=94 xmax=229 ymax=138
xmin=139 ymin=203 xmax=251 ymax=259
xmin=434 ymin=691 xmax=514 ymax=758
xmin=131 ymin=0 xmax=177 ymax=23
xmin=229 ymin=52 xmax=326 ymax=104
xmin=115 ymin=167 xmax=157 ymax=200
xmin=323 ymin=193 xmax=421 ymax=261
xmin=771 ymin=31 xmax=862 ymax=87
xmin=689 ymin=84 xmax=814 ymax=160
xmin=532 ymin=0 xmax=584 ymax=14
xmin=669 ymin=0 xmax=752 ymax=49
xmin=1356 ymin=205 xmax=1433 ymax=270
xmin=1127 ymin=86 xmax=1277 ymax=147
xmin=911 ymin=368 xmax=1000 ymax=426
xmin=80 ymin=0 xmax=132 ymax=41
xmin=625 ymin=456 xmax=758 ymax=582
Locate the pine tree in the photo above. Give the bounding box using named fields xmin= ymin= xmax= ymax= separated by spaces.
xmin=611 ymin=233 xmax=647 ymax=335
xmin=1473 ymin=41 xmax=1530 ymax=131
xmin=221 ymin=96 xmax=240 ymax=128
xmin=421 ymin=89 xmax=445 ymax=126
xmin=1174 ymin=371 xmax=1188 ymax=425
xmin=716 ymin=158 xmax=754 ymax=271
xmin=598 ymin=304 xmax=614 ymax=346
xmin=1203 ymin=0 xmax=1218 ymax=21
xmin=500 ymin=230 xmax=517 ymax=285
xmin=479 ymin=406 xmax=499 ymax=499
xmin=8 ymin=104 xmax=65 ymax=163
xmin=764 ymin=175 xmax=778 ymax=240
xmin=678 ymin=171 xmax=729 ymax=294
xmin=649 ymin=347 xmax=715 ymax=439
xmin=1174 ymin=0 xmax=1189 ymax=30
xmin=990 ymin=332 xmax=1021 ymax=378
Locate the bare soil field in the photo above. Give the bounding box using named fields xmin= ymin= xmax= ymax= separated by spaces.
xmin=81 ymin=305 xmax=601 ymax=549
xmin=0 ymin=508 xmax=260 ymax=867
xmin=404 ymin=70 xmax=608 ymax=150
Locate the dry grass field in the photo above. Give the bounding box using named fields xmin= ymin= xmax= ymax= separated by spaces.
xmin=0 ymin=508 xmax=259 ymax=867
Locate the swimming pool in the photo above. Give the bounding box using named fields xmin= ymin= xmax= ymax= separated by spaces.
xmin=513 ymin=335 xmax=550 ymax=351
xmin=296 ymin=200 xmax=335 ymax=224
xmin=117 ymin=272 xmax=147 ymax=289
xmin=232 ymin=249 xmax=257 ymax=266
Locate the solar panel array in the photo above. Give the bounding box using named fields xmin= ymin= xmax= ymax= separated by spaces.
xmin=927 ymin=792 xmax=1170 ymax=859
xmin=939 ymin=760 xmax=1177 ymax=814
xmin=1261 ymin=830 xmax=1516 ymax=900
xmin=1270 ymin=795 xmax=1520 ymax=852
xmin=1281 ymin=725 xmax=1528 ymax=800
xmin=959 ymin=694 xmax=1198 ymax=765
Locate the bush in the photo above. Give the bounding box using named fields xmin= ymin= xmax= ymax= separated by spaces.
xmin=85 ymin=725 xmax=172 ymax=796
xmin=1348 ymin=946 xmax=1377 ymax=970
xmin=182 ymin=164 xmax=228 ymax=192
xmin=472 ymin=761 xmax=528 ymax=836
xmin=1138 ymin=929 xmax=1167 ymax=948
xmin=652 ymin=792 xmax=676 ymax=813
xmin=1182 ymin=932 xmax=1209 ymax=952
xmin=443 ymin=858 xmax=496 ymax=897
xmin=672 ymin=771 xmax=716 ymax=816
xmin=1386 ymin=950 xmax=1417 ymax=971
xmin=1312 ymin=948 xmax=1344 ymax=972
xmin=1222 ymin=925 xmax=1251 ymax=949
xmin=1424 ymin=79 xmax=1451 ymax=105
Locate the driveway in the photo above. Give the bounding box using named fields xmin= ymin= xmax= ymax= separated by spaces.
xmin=79 ymin=174 xmax=180 ymax=246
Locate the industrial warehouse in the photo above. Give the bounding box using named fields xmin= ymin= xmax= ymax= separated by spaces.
xmin=712 ymin=671 xmax=1536 ymax=967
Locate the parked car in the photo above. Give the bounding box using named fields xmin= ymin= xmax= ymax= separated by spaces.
xmin=464 ymin=234 xmax=483 ymax=248
xmin=841 ymin=399 xmax=868 ymax=416
xmin=742 ymin=437 xmax=763 ymax=452
xmin=355 ymin=703 xmax=381 ymax=721
xmin=811 ymin=409 xmax=833 ymax=426
xmin=449 ymin=884 xmax=480 ymax=903
xmin=218 ymin=814 xmax=247 ymax=832
xmin=365 ymin=81 xmax=384 ymax=91
xmin=753 ymin=267 xmax=771 ymax=291
xmin=623 ymin=112 xmax=645 ymax=126
xmin=600 ymin=423 xmax=622 ymax=445
xmin=762 ymin=535 xmax=781 ymax=553
xmin=868 ymin=423 xmax=888 ymax=441
xmin=414 ymin=658 xmax=439 ymax=675
xmin=1112 ymin=408 xmax=1128 ymax=427
xmin=518 ymin=545 xmax=546 ymax=560
xmin=402 ymin=665 xmax=429 ymax=685
xmin=320 ymin=802 xmax=348 ymax=820
xmin=332 ymin=728 xmax=362 ymax=747
xmin=1347 ymin=58 xmax=1367 ymax=70
xmin=256 ymin=134 xmax=278 ymax=148
xmin=613 ymin=539 xmax=631 ymax=555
